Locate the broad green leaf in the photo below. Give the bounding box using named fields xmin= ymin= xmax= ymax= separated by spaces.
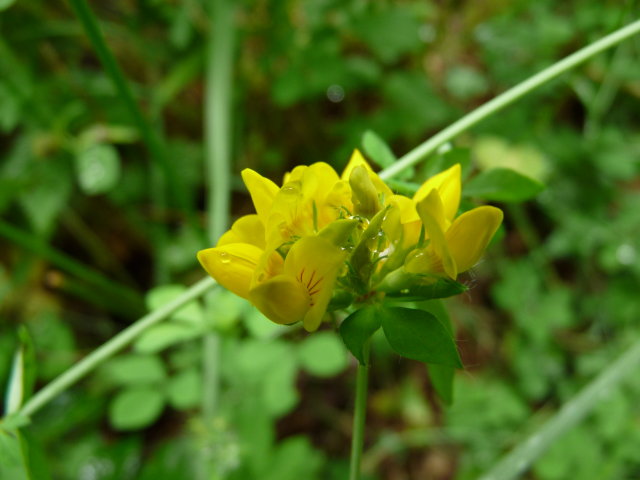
xmin=464 ymin=167 xmax=544 ymax=202
xmin=167 ymin=368 xmax=201 ymax=410
xmin=262 ymin=361 xmax=299 ymax=417
xmin=297 ymin=332 xmax=348 ymax=378
xmin=339 ymin=306 xmax=380 ymax=365
xmin=18 ymin=158 xmax=72 ymax=234
xmin=421 ymin=300 xmax=456 ymax=404
xmin=427 ymin=364 xmax=455 ymax=405
xmin=102 ymin=354 xmax=166 ymax=385
xmin=262 ymin=436 xmax=325 ymax=480
xmin=75 ymin=143 xmax=121 ymax=195
xmin=362 ymin=130 xmax=397 ymax=169
xmin=380 ymin=306 xmax=462 ymax=367
xmin=109 ymin=387 xmax=165 ymax=431
xmin=134 ymin=323 xmax=202 ymax=354
xmin=0 ymin=429 xmax=29 ymax=480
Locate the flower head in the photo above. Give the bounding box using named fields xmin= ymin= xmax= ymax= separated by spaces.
xmin=198 ymin=150 xmax=503 ymax=331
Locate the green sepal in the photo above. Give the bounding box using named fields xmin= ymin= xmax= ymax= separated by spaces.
xmin=327 ymin=289 xmax=355 ymax=312
xmin=318 ymin=218 xmax=359 ymax=247
xmin=339 ymin=306 xmax=380 ymax=365
xmin=377 ymin=268 xmax=467 ymax=301
xmin=379 ymin=306 xmax=462 ymax=368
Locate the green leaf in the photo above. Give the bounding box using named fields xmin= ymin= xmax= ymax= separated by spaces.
xmin=362 ymin=130 xmax=397 ymax=169
xmin=109 ymin=387 xmax=165 ymax=431
xmin=262 ymin=361 xmax=299 ymax=417
xmin=0 ymin=0 xmax=16 ymax=12
xmin=102 ymin=354 xmax=166 ymax=385
xmin=0 ymin=429 xmax=29 ymax=480
xmin=380 ymin=306 xmax=462 ymax=367
xmin=18 ymin=158 xmax=72 ymax=234
xmin=75 ymin=143 xmax=121 ymax=195
xmin=167 ymin=368 xmax=201 ymax=410
xmin=464 ymin=167 xmax=544 ymax=202
xmin=4 ymin=346 xmax=24 ymax=416
xmin=339 ymin=306 xmax=380 ymax=365
xmin=427 ymin=364 xmax=455 ymax=405
xmin=297 ymin=332 xmax=348 ymax=378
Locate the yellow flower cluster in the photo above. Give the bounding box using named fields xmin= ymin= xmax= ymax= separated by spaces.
xmin=198 ymin=150 xmax=503 ymax=331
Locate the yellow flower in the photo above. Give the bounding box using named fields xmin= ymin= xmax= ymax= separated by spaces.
xmin=198 ymin=149 xmax=503 ymax=330
xmin=405 ymin=186 xmax=503 ymax=279
xmin=249 ymin=235 xmax=347 ymax=331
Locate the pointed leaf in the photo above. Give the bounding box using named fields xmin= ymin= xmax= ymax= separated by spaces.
xmin=427 ymin=364 xmax=455 ymax=405
xmin=464 ymin=167 xmax=544 ymax=202
xmin=362 ymin=130 xmax=397 ymax=169
xmin=380 ymin=306 xmax=462 ymax=367
xmin=339 ymin=307 xmax=381 ymax=365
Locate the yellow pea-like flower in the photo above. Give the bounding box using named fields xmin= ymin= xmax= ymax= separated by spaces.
xmin=249 ymin=236 xmax=347 ymax=331
xmin=197 ymin=242 xmax=264 ymax=299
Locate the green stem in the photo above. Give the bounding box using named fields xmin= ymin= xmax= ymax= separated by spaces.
xmin=201 ymin=1 xmax=235 ymax=477
xmin=349 ymin=344 xmax=370 ymax=480
xmin=15 ymin=277 xmax=216 ymax=419
xmin=378 ymin=19 xmax=640 ymax=180
xmin=478 ymin=337 xmax=640 ymax=480
xmin=0 ymin=220 xmax=145 ymax=317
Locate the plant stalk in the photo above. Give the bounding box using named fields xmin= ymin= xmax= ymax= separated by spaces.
xmin=379 ymin=19 xmax=640 ymax=180
xmin=349 ymin=343 xmax=370 ymax=480
xmin=478 ymin=337 xmax=640 ymax=480
xmin=15 ymin=277 xmax=216 ymax=419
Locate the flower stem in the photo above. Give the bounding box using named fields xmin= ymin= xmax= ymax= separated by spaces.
xmin=379 ymin=19 xmax=640 ymax=180
xmin=349 ymin=343 xmax=370 ymax=480
xmin=15 ymin=277 xmax=216 ymax=419
xmin=201 ymin=0 xmax=236 ymax=477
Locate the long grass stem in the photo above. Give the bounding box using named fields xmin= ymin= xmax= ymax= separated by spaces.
xmin=379 ymin=19 xmax=640 ymax=180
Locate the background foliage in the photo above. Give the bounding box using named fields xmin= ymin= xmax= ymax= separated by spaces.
xmin=1 ymin=0 xmax=640 ymax=479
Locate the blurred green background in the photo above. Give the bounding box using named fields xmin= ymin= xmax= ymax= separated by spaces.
xmin=1 ymin=0 xmax=640 ymax=479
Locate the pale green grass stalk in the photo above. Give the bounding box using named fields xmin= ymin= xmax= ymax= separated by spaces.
xmin=201 ymin=1 xmax=236 ymax=477
xmin=8 ymin=18 xmax=640 ymax=441
xmin=15 ymin=277 xmax=216 ymax=419
xmin=379 ymin=18 xmax=640 ymax=180
xmin=478 ymin=337 xmax=640 ymax=480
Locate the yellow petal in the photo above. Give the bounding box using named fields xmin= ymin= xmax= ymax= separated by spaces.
xmin=413 ymin=164 xmax=461 ymax=222
xmin=341 ymin=149 xmax=373 ymax=181
xmin=217 ymin=214 xmax=265 ymax=249
xmin=197 ymin=243 xmax=263 ymax=299
xmin=241 ymin=169 xmax=280 ymax=221
xmin=284 ymin=236 xmax=347 ymax=332
xmin=283 ymin=165 xmax=307 ymax=185
xmin=249 ymin=274 xmax=310 ymax=325
xmin=446 ymin=205 xmax=503 ymax=273
xmin=318 ymin=180 xmax=352 ymax=226
xmin=265 ymin=180 xmax=313 ymax=248
xmin=415 ymin=190 xmax=457 ymax=278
